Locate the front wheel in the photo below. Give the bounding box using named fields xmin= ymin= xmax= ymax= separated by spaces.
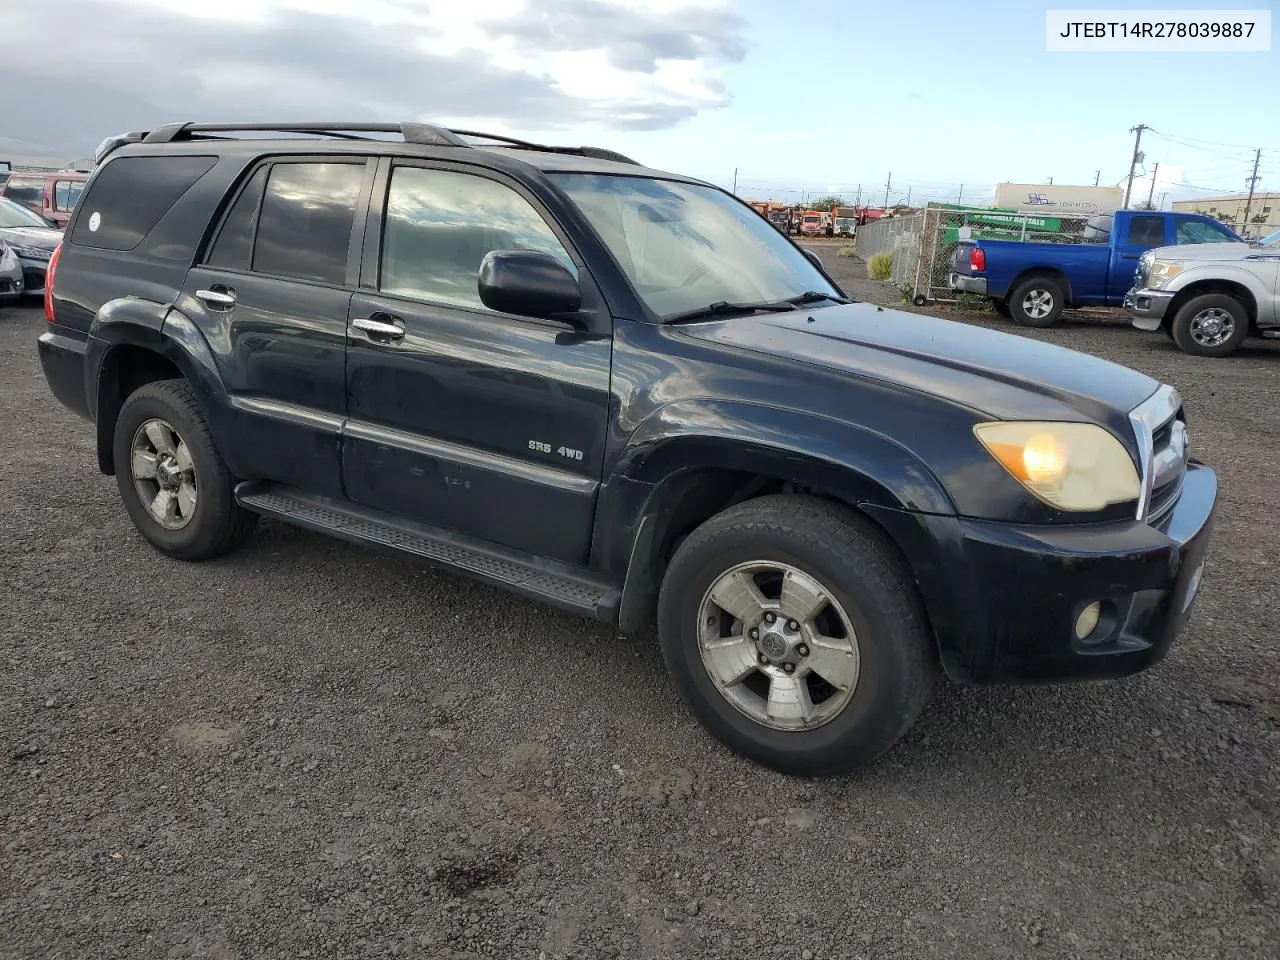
xmin=113 ymin=379 xmax=257 ymax=561
xmin=657 ymin=496 xmax=934 ymax=776
xmin=1170 ymin=294 xmax=1248 ymax=357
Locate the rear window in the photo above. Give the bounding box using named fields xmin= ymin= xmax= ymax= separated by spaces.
xmin=251 ymin=162 xmax=364 ymax=284
xmin=70 ymin=156 xmax=217 ymax=251
xmin=3 ymin=177 xmax=43 ymax=208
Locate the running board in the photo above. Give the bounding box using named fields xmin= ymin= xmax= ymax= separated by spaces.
xmin=235 ymin=483 xmax=621 ymax=622
xmin=1261 ymin=330 xmax=1280 ymax=339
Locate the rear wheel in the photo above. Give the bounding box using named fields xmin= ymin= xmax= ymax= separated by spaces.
xmin=1170 ymin=294 xmax=1248 ymax=357
xmin=113 ymin=379 xmax=257 ymax=560
xmin=1008 ymin=276 xmax=1065 ymax=327
xmin=657 ymin=496 xmax=934 ymax=776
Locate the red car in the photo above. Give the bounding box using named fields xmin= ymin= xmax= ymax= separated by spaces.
xmin=1 ymin=170 xmax=90 ymax=229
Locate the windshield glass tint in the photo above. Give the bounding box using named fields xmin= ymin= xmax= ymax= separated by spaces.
xmin=0 ymin=197 xmax=51 ymax=228
xmin=551 ymin=174 xmax=837 ymax=318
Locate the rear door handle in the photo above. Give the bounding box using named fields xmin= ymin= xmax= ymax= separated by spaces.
xmin=351 ymin=315 xmax=406 ymax=341
xmin=196 ymin=287 xmax=236 ymax=308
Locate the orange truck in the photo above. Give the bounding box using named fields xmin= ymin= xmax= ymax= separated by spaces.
xmin=798 ymin=209 xmax=826 ymax=237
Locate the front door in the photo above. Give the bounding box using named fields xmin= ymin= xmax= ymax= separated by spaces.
xmin=343 ymin=161 xmax=612 ymax=565
xmin=180 ymin=157 xmax=372 ymax=495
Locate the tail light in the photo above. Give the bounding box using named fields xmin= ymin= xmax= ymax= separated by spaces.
xmin=970 ymin=247 xmax=986 ymax=272
xmin=44 ymin=242 xmax=63 ymax=324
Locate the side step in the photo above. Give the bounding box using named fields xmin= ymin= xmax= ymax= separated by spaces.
xmin=235 ymin=483 xmax=621 ymax=623
xmin=1262 ymin=329 xmax=1280 ymax=339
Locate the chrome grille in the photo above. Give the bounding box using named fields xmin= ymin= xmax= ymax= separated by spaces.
xmin=1129 ymin=385 xmax=1188 ymax=523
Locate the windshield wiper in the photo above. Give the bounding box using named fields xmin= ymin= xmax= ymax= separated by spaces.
xmin=786 ymin=290 xmax=850 ymax=306
xmin=663 ymin=299 xmax=799 ymax=324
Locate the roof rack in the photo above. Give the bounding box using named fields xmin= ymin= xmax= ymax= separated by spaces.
xmin=92 ymin=122 xmax=639 ymax=166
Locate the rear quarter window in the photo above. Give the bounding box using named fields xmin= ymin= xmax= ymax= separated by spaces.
xmin=70 ymin=156 xmax=217 ymax=251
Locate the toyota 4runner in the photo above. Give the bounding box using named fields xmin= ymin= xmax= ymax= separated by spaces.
xmin=38 ymin=122 xmax=1217 ymax=775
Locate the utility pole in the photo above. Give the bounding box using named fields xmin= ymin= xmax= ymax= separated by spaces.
xmin=883 ymin=172 xmax=892 ymax=208
xmin=957 ymin=184 xmax=963 ymax=205
xmin=1048 ymin=177 xmax=1054 ymax=185
xmin=732 ymin=167 xmax=738 ymax=194
xmin=1158 ymin=191 xmax=1168 ymax=211
xmin=1094 ymin=170 xmax=1101 ymax=187
xmin=905 ymin=186 xmax=911 ymax=208
xmin=853 ymin=184 xmax=862 ymax=208
xmin=1241 ymin=148 xmax=1262 ymax=234
xmin=1145 ymin=162 xmax=1159 ymax=209
xmin=1123 ymin=124 xmax=1149 ymax=209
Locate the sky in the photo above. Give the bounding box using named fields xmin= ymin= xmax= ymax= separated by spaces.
xmin=5 ymin=0 xmax=1279 ymax=209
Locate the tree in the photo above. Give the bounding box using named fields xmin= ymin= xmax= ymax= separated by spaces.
xmin=1215 ymin=212 xmax=1235 ymax=224
xmin=808 ymin=196 xmax=846 ymax=212
xmin=1133 ymin=201 xmax=1156 ymax=211
xmin=1251 ymin=213 xmax=1268 ymax=223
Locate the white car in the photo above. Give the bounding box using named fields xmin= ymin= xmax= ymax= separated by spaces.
xmin=1126 ymin=228 xmax=1280 ymax=357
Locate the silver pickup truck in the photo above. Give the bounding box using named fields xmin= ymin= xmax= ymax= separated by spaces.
xmin=1126 ymin=228 xmax=1280 ymax=357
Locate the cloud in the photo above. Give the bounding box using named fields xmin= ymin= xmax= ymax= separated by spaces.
xmin=4 ymin=0 xmax=747 ymax=157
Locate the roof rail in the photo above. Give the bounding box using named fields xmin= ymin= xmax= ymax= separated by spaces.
xmin=97 ymin=121 xmax=640 ymax=165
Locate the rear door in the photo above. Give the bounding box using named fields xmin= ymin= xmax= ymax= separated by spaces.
xmin=180 ymin=157 xmax=373 ymax=497
xmin=342 ymin=159 xmax=612 ymax=565
xmin=1109 ymin=213 xmax=1167 ymax=297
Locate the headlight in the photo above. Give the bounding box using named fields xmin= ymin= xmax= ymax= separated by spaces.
xmin=0 ymin=243 xmax=17 ymax=270
xmin=1147 ymin=259 xmax=1183 ymax=289
xmin=973 ymin=421 xmax=1140 ymax=511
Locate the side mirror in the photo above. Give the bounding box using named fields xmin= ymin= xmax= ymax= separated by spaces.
xmin=802 ymin=248 xmax=824 ymax=270
xmin=478 ymin=249 xmax=582 ymax=320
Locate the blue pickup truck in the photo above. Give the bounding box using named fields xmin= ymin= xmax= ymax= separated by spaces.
xmin=951 ymin=210 xmax=1241 ymax=327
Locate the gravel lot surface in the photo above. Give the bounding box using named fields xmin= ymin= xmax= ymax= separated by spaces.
xmin=3 ymin=267 xmax=1278 ymax=959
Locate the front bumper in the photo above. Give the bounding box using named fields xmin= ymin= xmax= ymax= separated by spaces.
xmin=867 ymin=463 xmax=1217 ymax=684
xmin=950 ymin=273 xmax=987 ymax=295
xmin=1124 ymin=286 xmax=1176 ymax=331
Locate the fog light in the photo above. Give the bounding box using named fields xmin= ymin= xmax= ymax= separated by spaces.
xmin=1074 ymin=602 xmax=1102 ymax=640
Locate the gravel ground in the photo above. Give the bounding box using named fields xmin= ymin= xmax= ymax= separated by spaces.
xmin=2 ymin=279 xmax=1278 ymax=960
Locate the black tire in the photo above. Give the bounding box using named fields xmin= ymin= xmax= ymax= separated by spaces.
xmin=1008 ymin=276 xmax=1066 ymax=328
xmin=1169 ymin=293 xmax=1248 ymax=358
xmin=657 ymin=495 xmax=934 ymax=776
xmin=992 ymin=298 xmax=1011 ymax=319
xmin=112 ymin=378 xmax=257 ymax=561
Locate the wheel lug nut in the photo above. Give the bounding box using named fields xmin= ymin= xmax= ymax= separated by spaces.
xmin=797 ymin=644 xmax=809 ymax=657
xmin=749 ymin=628 xmax=759 ymax=640
xmin=783 ymin=662 xmax=796 ymax=674
xmin=764 ymin=612 xmax=776 ymax=623
xmin=787 ymin=620 xmax=799 ymax=631
xmin=758 ymin=653 xmax=769 ymax=665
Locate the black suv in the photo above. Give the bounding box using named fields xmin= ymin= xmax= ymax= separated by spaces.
xmin=39 ymin=122 xmax=1216 ymax=774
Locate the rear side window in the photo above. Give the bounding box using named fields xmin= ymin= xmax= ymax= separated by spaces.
xmin=54 ymin=180 xmax=84 ymax=212
xmin=252 ymin=162 xmax=364 ymax=284
xmin=206 ymin=167 xmax=268 ymax=271
xmin=1126 ymin=215 xmax=1165 ymax=247
xmin=3 ymin=177 xmax=43 ymax=209
xmin=71 ymin=156 xmax=216 ymax=250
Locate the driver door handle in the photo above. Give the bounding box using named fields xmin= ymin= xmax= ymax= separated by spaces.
xmin=351 ymin=315 xmax=406 ymax=341
xmin=195 ymin=287 xmax=237 ymax=308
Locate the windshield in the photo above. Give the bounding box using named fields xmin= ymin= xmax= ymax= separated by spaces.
xmin=1260 ymin=228 xmax=1280 ymax=248
xmin=0 ymin=197 xmax=51 ymax=229
xmin=552 ymin=174 xmax=838 ymax=319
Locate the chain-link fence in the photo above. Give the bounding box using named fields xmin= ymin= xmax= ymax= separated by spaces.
xmin=854 ymin=213 xmax=925 ymax=290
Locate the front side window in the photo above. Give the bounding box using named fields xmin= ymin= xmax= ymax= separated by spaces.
xmin=54 ymin=180 xmax=84 ymax=212
xmin=1176 ymin=219 xmax=1236 ymax=245
xmin=552 ymin=174 xmax=838 ymax=319
xmin=380 ymin=166 xmax=574 ymax=311
xmin=3 ymin=178 xmax=43 ymax=209
xmin=252 ymin=162 xmax=364 ymax=284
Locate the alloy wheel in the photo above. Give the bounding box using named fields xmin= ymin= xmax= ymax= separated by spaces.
xmin=130 ymin=418 xmax=198 ymax=530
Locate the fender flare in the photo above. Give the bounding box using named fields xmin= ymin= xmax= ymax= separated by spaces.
xmin=604 ymin=399 xmax=956 ymax=633
xmin=86 ymin=298 xmax=240 ymax=475
xmin=1165 ymin=265 xmax=1272 ymax=325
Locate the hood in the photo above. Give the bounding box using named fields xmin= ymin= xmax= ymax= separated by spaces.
xmin=0 ymin=225 xmax=62 ymax=250
xmin=1147 ymin=242 xmax=1252 ymax=262
xmin=679 ymin=302 xmax=1159 ymax=427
